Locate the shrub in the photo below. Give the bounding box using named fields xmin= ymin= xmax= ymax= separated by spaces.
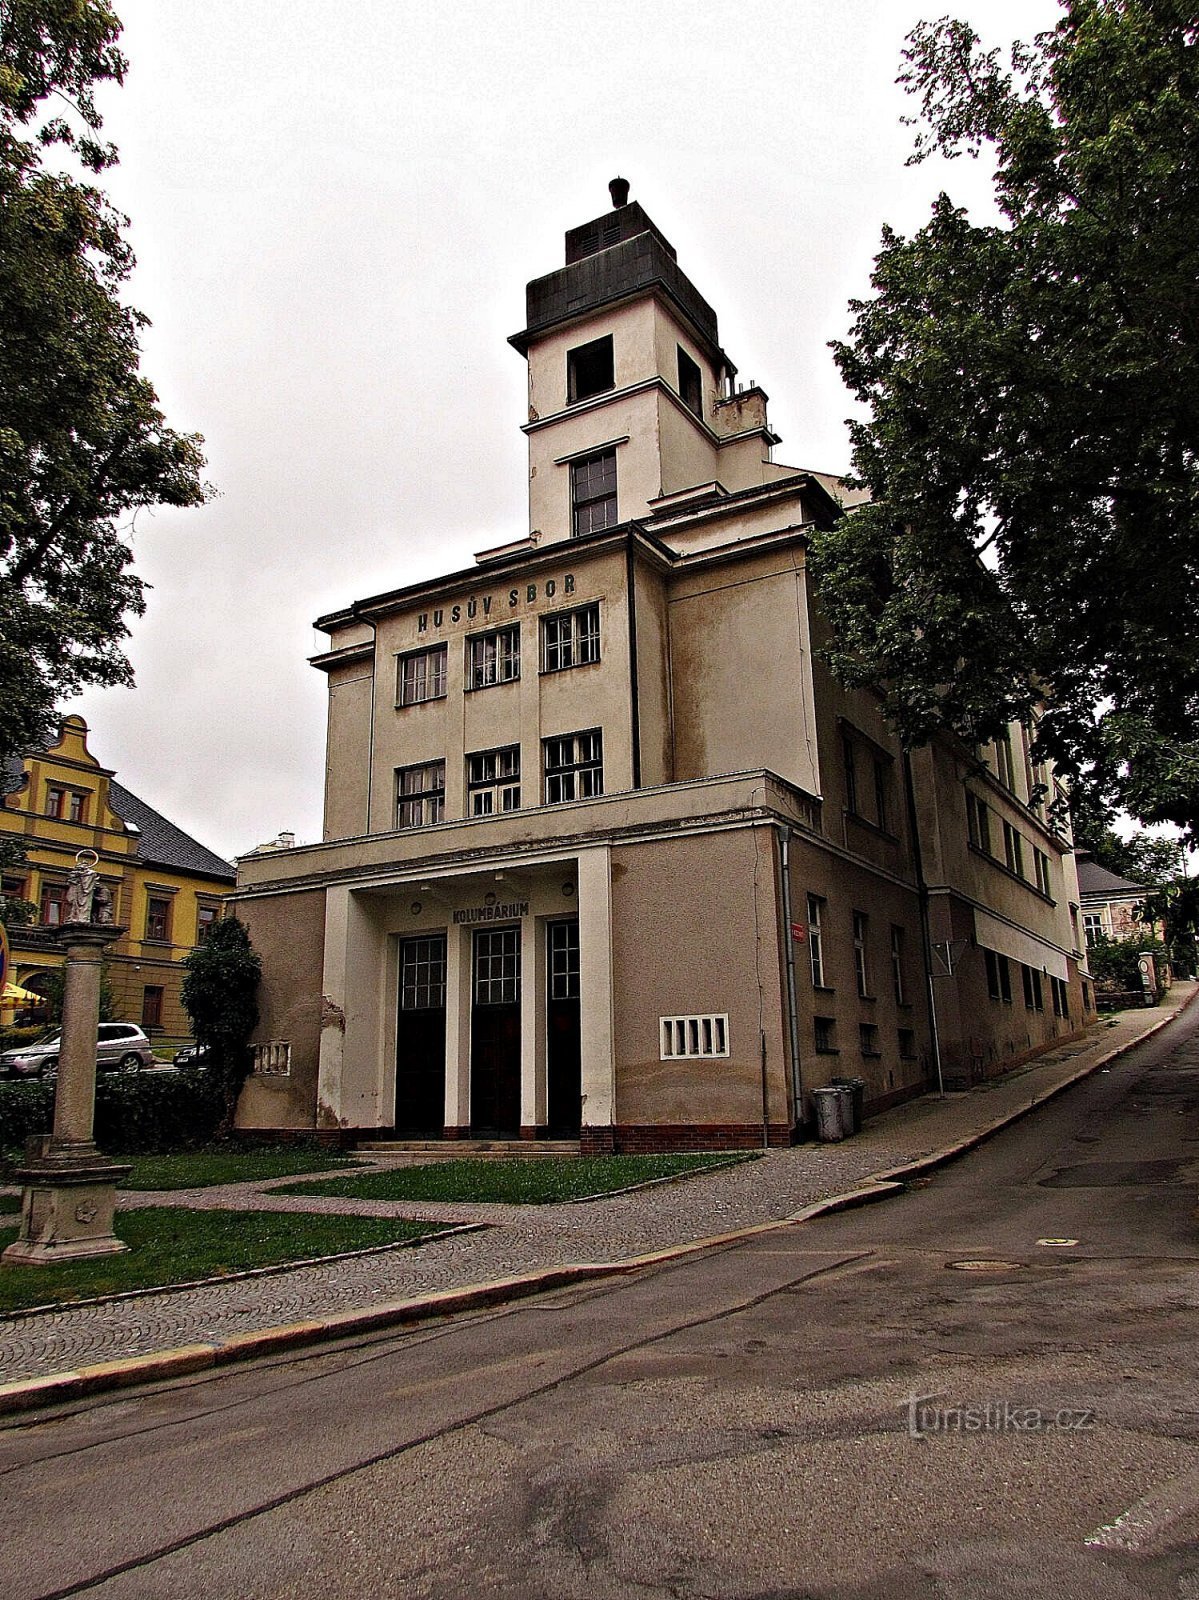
xmin=0 ymin=1070 xmax=225 ymax=1172
xmin=1087 ymin=932 xmax=1167 ymax=993
xmin=182 ymin=919 xmax=261 ymax=1135
xmin=0 ymin=1024 xmax=49 ymax=1054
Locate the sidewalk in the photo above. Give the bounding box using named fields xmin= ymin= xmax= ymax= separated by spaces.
xmin=1 ymin=985 xmax=1193 ymax=1408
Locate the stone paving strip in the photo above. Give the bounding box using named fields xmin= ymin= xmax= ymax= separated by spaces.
xmin=0 ymin=986 xmax=1192 ymax=1397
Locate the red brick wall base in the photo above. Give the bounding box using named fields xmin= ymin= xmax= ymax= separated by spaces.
xmin=581 ymin=1123 xmax=793 ymax=1154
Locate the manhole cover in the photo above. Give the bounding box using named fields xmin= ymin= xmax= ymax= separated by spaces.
xmin=1036 ymin=1237 xmax=1079 ymax=1248
xmin=947 ymin=1259 xmax=1026 ymax=1272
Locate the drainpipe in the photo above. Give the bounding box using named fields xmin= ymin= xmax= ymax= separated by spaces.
xmin=625 ymin=536 xmax=642 ymax=789
xmin=776 ymin=824 xmax=806 ymax=1136
xmin=363 ymin=616 xmax=379 ymax=831
xmin=902 ymin=750 xmax=945 ymax=1098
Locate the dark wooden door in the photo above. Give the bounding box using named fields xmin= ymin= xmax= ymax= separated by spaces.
xmin=470 ymin=926 xmax=521 ymax=1134
xmin=395 ymin=935 xmax=446 ymax=1133
xmin=546 ymin=919 xmax=581 ymax=1136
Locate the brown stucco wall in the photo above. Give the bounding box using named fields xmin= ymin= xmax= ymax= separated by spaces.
xmin=236 ymin=889 xmax=326 ymax=1130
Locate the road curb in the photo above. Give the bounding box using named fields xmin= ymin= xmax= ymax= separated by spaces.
xmin=1 ymin=995 xmax=1191 ymax=1418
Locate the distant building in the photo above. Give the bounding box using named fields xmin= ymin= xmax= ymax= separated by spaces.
xmin=1 ymin=716 xmax=236 ymax=1039
xmin=1076 ymin=858 xmax=1159 ymax=947
xmin=232 ymin=184 xmax=1091 ymax=1146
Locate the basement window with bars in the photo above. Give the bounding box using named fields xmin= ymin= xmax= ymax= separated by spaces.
xmin=659 ymin=1014 xmax=730 ymax=1061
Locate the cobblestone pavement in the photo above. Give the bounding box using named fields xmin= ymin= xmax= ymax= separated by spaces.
xmin=0 ymin=989 xmax=1191 ymax=1385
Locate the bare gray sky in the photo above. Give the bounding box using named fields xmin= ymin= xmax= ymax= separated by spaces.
xmin=67 ymin=0 xmax=1058 ymax=861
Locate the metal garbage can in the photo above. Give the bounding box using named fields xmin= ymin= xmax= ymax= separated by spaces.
xmin=813 ymin=1084 xmax=854 ymax=1142
xmin=831 ymin=1076 xmax=866 ymax=1135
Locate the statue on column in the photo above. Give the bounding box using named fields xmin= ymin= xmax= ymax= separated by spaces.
xmin=65 ymin=855 xmax=98 ymax=923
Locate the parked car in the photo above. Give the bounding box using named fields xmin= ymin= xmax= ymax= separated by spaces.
xmin=0 ymin=1023 xmax=156 ymax=1080
xmin=172 ymin=1041 xmax=212 ymax=1068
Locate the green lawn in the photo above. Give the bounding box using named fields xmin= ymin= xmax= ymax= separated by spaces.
xmin=0 ymin=1208 xmax=452 ymax=1314
xmin=276 ymin=1152 xmax=755 ymax=1206
xmin=116 ymin=1147 xmax=363 ymax=1191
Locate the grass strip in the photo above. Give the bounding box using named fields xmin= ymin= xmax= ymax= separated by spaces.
xmin=0 ymin=1208 xmax=446 ymax=1314
xmin=116 ymin=1147 xmax=362 ymax=1191
xmin=276 ymin=1153 xmax=752 ymax=1206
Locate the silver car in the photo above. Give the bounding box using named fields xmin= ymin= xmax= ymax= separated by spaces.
xmin=0 ymin=1023 xmax=155 ymax=1080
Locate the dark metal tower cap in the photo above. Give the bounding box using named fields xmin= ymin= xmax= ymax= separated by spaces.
xmin=608 ymin=177 xmax=630 ymax=208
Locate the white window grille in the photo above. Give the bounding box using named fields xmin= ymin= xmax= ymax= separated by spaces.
xmin=659 ymin=1014 xmax=730 ymax=1060
xmin=254 ymin=1040 xmax=291 ymax=1076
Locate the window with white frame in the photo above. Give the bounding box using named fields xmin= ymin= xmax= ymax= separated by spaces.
xmin=853 ymin=910 xmax=871 ymax=998
xmin=397 ymin=644 xmax=447 ymax=707
xmin=466 ymin=745 xmax=520 ymax=815
xmin=660 ymin=1014 xmax=729 ymax=1060
xmin=807 ymin=894 xmax=826 ymax=987
xmin=1083 ymin=911 xmax=1102 ymax=946
xmin=1034 ymin=847 xmax=1052 ymax=896
xmin=396 ymin=761 xmax=445 ymax=828
xmin=541 ymin=604 xmax=600 ymax=672
xmin=890 ymin=925 xmax=907 ymax=1005
xmin=466 ymin=624 xmax=520 ymax=690
xmin=543 ymin=729 xmax=603 ymax=804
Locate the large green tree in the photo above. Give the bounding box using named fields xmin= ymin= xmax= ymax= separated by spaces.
xmin=181 ymin=918 xmax=261 ymax=1135
xmin=0 ymin=0 xmax=210 ymax=761
xmin=812 ymin=1 xmax=1199 ymax=837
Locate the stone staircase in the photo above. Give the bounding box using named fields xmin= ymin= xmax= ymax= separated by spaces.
xmin=354 ymin=1138 xmax=581 ymax=1160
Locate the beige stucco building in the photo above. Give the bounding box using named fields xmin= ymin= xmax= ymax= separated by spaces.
xmin=233 ymin=183 xmax=1092 ymax=1148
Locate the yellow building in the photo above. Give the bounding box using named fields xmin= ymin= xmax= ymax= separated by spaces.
xmin=1 ymin=717 xmax=236 ymax=1042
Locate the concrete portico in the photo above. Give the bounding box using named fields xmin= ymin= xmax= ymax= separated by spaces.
xmin=310 ymin=847 xmax=613 ymax=1141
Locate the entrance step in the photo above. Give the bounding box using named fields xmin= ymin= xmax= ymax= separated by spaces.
xmin=354 ymin=1139 xmax=581 ymax=1160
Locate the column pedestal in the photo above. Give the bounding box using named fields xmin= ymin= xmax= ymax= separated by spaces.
xmin=3 ymin=923 xmax=131 ymax=1267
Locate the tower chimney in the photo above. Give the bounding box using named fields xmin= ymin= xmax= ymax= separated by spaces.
xmin=608 ymin=176 xmax=630 ymax=209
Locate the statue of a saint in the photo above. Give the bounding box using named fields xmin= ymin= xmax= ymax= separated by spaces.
xmin=65 ymin=860 xmax=98 ymax=923
xmin=92 ymin=881 xmax=114 ymax=925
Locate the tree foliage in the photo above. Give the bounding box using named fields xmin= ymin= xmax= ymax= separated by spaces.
xmin=812 ymin=1 xmax=1199 ymax=837
xmin=181 ymin=918 xmax=261 ymax=1134
xmin=0 ymin=1 xmax=210 ymax=761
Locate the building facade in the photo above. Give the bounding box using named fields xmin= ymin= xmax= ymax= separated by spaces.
xmin=233 ymin=184 xmax=1091 ymax=1148
xmin=1 ymin=717 xmax=236 ymax=1041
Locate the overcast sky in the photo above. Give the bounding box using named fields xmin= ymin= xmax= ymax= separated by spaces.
xmin=66 ymin=0 xmax=1060 ymax=863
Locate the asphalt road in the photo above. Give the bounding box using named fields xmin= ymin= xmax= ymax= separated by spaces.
xmin=2 ymin=1009 xmax=1198 ymax=1600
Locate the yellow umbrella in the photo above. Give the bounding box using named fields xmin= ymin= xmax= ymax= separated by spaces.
xmin=2 ymin=981 xmax=42 ymax=1004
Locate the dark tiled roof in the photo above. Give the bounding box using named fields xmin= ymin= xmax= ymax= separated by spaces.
xmin=1076 ymin=859 xmax=1145 ymax=897
xmin=108 ymin=781 xmax=236 ymax=884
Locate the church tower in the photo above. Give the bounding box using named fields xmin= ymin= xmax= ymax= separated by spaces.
xmin=509 ymin=180 xmax=788 ymax=547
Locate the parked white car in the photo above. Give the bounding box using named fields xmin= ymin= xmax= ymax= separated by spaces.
xmin=0 ymin=1023 xmax=155 ymax=1080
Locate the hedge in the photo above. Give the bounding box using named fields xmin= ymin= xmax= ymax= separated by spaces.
xmin=0 ymin=1070 xmax=225 ymax=1168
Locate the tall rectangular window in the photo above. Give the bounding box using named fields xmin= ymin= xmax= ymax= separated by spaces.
xmin=677 ymin=346 xmax=702 ymax=418
xmin=853 ymin=911 xmax=870 ymax=998
xmin=145 ymin=897 xmax=171 ymax=943
xmin=570 ymin=450 xmax=617 ymax=537
xmin=890 ymin=925 xmax=907 ymax=1005
xmin=873 ymin=758 xmax=890 ymax=832
xmin=67 ymin=790 xmax=87 ymax=823
xmin=567 ymin=334 xmax=614 ymax=403
xmin=396 ymin=761 xmax=445 ymax=828
xmin=1083 ymin=912 xmax=1102 ymax=946
xmin=548 ymin=920 xmax=581 ymax=1001
xmin=467 ymin=746 xmax=520 ymax=815
xmin=542 ymin=604 xmax=601 ymax=672
xmin=44 ymin=786 xmax=65 ymax=819
xmin=467 ymin=625 xmax=520 ymax=690
xmin=397 ymin=644 xmax=447 ymax=707
xmin=843 ymin=736 xmax=859 ymax=816
xmin=966 ymin=790 xmax=991 ymax=854
xmin=1022 ymin=964 xmax=1044 ymax=1012
xmin=1003 ymin=821 xmax=1025 ymax=878
xmin=985 ymin=949 xmax=1013 ymax=1003
xmin=1034 ymin=848 xmax=1051 ymax=896
xmin=994 ymin=729 xmax=1017 ymax=790
xmin=197 ymin=904 xmax=219 ymax=943
xmin=39 ymin=880 xmax=66 ymax=926
xmin=544 ymin=730 xmax=603 ymax=804
xmin=807 ymin=894 xmax=826 ymax=987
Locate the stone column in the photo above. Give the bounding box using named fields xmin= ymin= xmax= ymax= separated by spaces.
xmin=3 ymin=923 xmax=131 ymax=1266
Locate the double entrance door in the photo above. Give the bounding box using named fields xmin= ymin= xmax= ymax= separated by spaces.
xmin=393 ymin=920 xmax=581 ymax=1137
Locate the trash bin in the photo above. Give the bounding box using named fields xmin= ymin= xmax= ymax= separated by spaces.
xmin=813 ymin=1084 xmax=854 ymax=1142
xmin=831 ymin=1076 xmax=866 ymax=1134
